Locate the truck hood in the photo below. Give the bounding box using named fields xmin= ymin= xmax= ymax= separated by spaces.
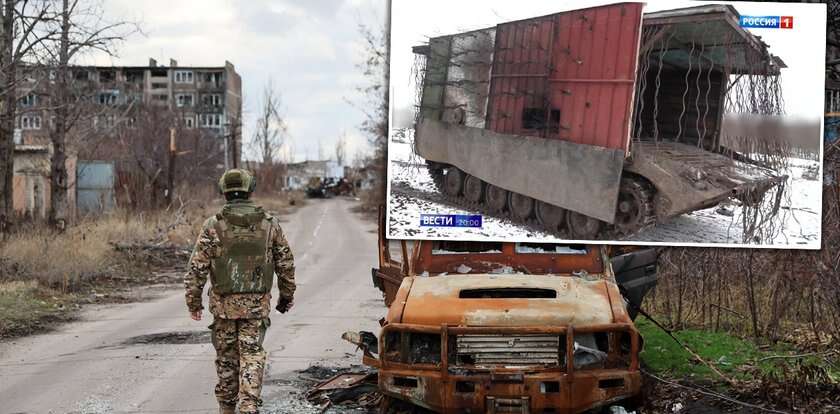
xmin=394 ymin=274 xmax=629 ymax=327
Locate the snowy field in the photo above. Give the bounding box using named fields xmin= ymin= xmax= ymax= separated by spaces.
xmin=386 ymin=129 xmax=822 ymax=249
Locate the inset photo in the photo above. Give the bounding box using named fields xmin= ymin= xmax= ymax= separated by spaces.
xmin=387 ymin=0 xmax=826 ymax=248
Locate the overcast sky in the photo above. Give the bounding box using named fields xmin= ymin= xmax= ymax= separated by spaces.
xmin=390 ymin=0 xmax=826 ymax=125
xmin=83 ymin=0 xmax=386 ymax=164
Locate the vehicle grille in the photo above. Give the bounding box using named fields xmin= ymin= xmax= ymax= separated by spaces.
xmin=455 ymin=334 xmax=561 ymax=366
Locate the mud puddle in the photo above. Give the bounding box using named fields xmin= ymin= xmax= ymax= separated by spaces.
xmin=121 ymin=330 xmax=210 ymax=345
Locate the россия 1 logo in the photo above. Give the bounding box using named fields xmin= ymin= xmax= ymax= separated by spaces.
xmin=739 ymin=15 xmax=793 ymax=29
xmin=420 ymin=214 xmax=483 ymax=228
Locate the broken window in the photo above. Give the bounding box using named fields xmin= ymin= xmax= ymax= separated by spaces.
xmin=97 ymin=91 xmax=119 ymax=105
xmin=203 ymin=72 xmax=223 ymax=87
xmin=431 ymin=240 xmax=503 ymax=255
xmin=176 ymin=93 xmax=194 ymax=107
xmin=99 ymin=70 xmax=115 ymax=82
xmin=150 ymin=68 xmax=167 ymax=77
xmin=199 ymin=113 xmax=224 ymax=128
xmin=125 ymin=70 xmax=144 ymax=84
xmin=184 ymin=116 xmax=195 ymax=129
xmin=19 ymin=94 xmax=37 ymax=107
xmin=515 ymin=243 xmax=587 ymax=255
xmin=174 ymin=70 xmax=194 ymax=83
xmin=201 ymin=94 xmax=223 ymax=106
xmin=21 ymin=115 xmax=42 ymax=130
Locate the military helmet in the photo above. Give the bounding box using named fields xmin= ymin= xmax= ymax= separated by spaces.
xmin=218 ymin=169 xmax=257 ymax=194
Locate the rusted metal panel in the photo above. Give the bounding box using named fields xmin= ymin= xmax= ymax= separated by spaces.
xmin=310 ymin=373 xmax=371 ymax=392
xmin=486 ymin=3 xmax=644 ymax=152
xmin=398 ymin=275 xmax=618 ymax=327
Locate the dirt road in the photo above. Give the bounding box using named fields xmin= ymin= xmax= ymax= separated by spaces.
xmin=0 ymin=198 xmax=385 ymax=414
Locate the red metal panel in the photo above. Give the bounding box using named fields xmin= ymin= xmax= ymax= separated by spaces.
xmin=486 ymin=3 xmax=644 ymax=151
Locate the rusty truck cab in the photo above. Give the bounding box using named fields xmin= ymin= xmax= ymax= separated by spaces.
xmin=357 ymin=217 xmax=644 ymax=413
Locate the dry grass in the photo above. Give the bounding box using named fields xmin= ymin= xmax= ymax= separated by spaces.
xmin=0 ymin=191 xmax=303 ymax=292
xmin=2 ymin=209 xmax=193 ymax=290
xmin=0 ymin=191 xmax=301 ymax=338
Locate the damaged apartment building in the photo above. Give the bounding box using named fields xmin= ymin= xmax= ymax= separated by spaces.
xmin=12 ymin=58 xmax=243 ymax=219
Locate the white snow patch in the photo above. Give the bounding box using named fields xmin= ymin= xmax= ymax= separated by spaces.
xmin=387 ymin=129 xmax=821 ymax=248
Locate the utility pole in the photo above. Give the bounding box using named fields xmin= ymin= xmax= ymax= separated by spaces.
xmin=166 ymin=127 xmax=176 ymax=206
xmin=226 ymin=119 xmax=240 ymax=168
xmin=223 ymin=132 xmax=230 ymax=171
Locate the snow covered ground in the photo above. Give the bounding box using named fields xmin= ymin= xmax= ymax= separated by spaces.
xmin=386 ymin=129 xmax=822 ymax=248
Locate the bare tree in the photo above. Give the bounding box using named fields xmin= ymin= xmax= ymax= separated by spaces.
xmin=248 ymin=80 xmax=288 ymax=194
xmin=0 ymin=0 xmax=55 ymax=234
xmin=350 ymin=15 xmax=389 ymax=209
xmin=335 ymin=132 xmax=347 ymax=166
xmin=43 ymin=0 xmax=137 ymax=228
xmin=251 ymin=80 xmax=287 ymax=166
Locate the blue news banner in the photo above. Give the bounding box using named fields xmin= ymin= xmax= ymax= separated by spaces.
xmin=420 ymin=214 xmax=483 ymax=228
xmin=739 ymin=15 xmax=793 ymax=29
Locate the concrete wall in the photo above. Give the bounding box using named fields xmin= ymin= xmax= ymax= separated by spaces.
xmin=12 ymin=146 xmax=77 ymax=220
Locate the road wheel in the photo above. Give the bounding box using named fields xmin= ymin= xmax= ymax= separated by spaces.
xmin=566 ymin=211 xmax=603 ymax=240
xmin=463 ymin=174 xmax=485 ymax=203
xmin=535 ymin=201 xmax=566 ymax=233
xmin=614 ymin=177 xmax=655 ymax=235
xmin=443 ymin=167 xmax=465 ymax=197
xmin=508 ymin=192 xmax=535 ymax=221
xmin=485 ymin=184 xmax=508 ymax=213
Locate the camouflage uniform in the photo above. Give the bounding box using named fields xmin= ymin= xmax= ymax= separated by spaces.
xmin=185 ymin=198 xmax=295 ymax=414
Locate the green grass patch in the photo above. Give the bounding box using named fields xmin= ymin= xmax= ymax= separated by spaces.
xmin=637 ymin=318 xmax=838 ymax=382
xmin=0 ymin=281 xmax=76 ymax=339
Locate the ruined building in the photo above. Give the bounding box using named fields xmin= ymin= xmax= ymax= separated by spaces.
xmin=15 ymin=58 xmax=242 ymax=168
xmin=11 ymin=58 xmax=242 ymax=219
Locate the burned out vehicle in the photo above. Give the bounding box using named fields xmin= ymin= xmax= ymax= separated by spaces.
xmin=411 ymin=3 xmax=787 ymax=239
xmin=343 ymin=215 xmax=658 ymax=413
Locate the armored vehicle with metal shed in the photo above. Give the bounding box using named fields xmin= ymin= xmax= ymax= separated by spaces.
xmin=411 ymin=3 xmax=787 ymax=239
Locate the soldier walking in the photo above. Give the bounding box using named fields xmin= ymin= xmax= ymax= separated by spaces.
xmin=185 ymin=169 xmax=296 ymax=414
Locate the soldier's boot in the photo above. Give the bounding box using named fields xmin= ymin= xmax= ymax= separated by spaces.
xmin=219 ymin=403 xmax=236 ymax=414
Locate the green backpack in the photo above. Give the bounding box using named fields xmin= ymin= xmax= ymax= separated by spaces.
xmin=210 ymin=203 xmax=274 ymax=294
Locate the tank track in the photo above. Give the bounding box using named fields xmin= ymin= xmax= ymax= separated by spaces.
xmin=426 ymin=161 xmax=657 ymax=240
